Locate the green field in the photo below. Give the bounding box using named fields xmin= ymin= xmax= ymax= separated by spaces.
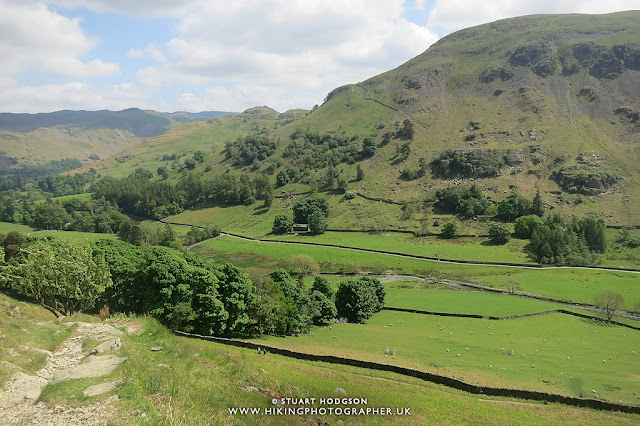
xmin=34 ymin=193 xmax=92 ymax=204
xmin=192 ymin=236 xmax=640 ymax=307
xmin=31 ymin=230 xmax=119 ymax=243
xmin=383 ymin=286 xmax=562 ymax=317
xmin=2 ymin=296 xmax=632 ymax=425
xmin=0 ymin=222 xmax=36 ymax=234
xmin=265 ymin=231 xmax=532 ymax=264
xmin=253 ymin=309 xmax=640 ymax=405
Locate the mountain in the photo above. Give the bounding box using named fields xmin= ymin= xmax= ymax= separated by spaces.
xmin=87 ymin=11 xmax=640 ymax=225
xmin=0 ymin=108 xmax=233 ymax=174
xmin=278 ymin=11 xmax=640 ymax=225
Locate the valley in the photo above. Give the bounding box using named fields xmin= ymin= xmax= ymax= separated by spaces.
xmin=1 ymin=10 xmax=640 ymax=425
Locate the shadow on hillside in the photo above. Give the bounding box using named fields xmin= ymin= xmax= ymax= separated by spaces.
xmin=253 ymin=206 xmax=269 ymax=215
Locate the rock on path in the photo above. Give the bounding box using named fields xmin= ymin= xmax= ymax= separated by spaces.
xmin=0 ymin=321 xmax=126 ymax=425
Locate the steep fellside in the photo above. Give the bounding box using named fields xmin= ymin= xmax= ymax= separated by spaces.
xmin=279 ymin=11 xmax=640 ymax=225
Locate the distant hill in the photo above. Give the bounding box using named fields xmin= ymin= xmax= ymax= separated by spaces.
xmin=0 ymin=108 xmax=233 ymax=173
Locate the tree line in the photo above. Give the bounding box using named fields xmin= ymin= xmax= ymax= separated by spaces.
xmin=0 ymin=237 xmax=385 ymax=337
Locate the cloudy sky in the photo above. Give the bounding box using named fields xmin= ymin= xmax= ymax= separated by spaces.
xmin=0 ymin=0 xmax=637 ymax=113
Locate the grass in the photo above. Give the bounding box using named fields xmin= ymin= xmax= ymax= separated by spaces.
xmin=0 ymin=221 xmax=36 ymax=234
xmin=0 ymin=292 xmax=73 ymax=390
xmin=2 ymin=292 xmax=637 ymax=424
xmin=383 ymin=286 xmax=562 ymax=317
xmin=265 ymin=231 xmax=532 ymax=264
xmin=137 ymin=220 xmax=190 ymax=243
xmin=34 ymin=193 xmax=92 ymax=205
xmin=191 ymin=236 xmax=640 ymax=307
xmin=31 ymin=230 xmax=119 ymax=243
xmin=254 ymin=310 xmax=640 ymax=405
xmin=166 ymin=199 xmax=289 ymax=237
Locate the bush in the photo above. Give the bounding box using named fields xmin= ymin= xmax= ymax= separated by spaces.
xmin=514 ymin=215 xmax=544 ymax=238
xmin=272 ymin=214 xmax=293 ymax=234
xmin=311 ymin=276 xmax=334 ymax=298
xmin=441 ymin=221 xmax=459 ymax=239
xmin=335 ymin=278 xmax=381 ymax=323
xmin=307 ymin=208 xmax=328 ymax=235
xmin=286 ymin=254 xmax=320 ymax=276
xmin=344 ymin=190 xmax=357 ymax=200
xmin=309 ymin=291 xmax=337 ymax=325
xmin=488 ymin=223 xmax=511 ymax=245
xmin=8 ymin=239 xmax=111 ymax=317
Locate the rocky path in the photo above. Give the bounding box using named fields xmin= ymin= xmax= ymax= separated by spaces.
xmin=0 ymin=321 xmax=127 ymax=425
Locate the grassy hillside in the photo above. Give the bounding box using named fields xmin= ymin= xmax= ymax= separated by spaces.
xmin=85 ymin=106 xmax=308 ymax=179
xmin=86 ymin=12 xmax=640 ymax=230
xmin=1 ymin=292 xmax=638 ymax=424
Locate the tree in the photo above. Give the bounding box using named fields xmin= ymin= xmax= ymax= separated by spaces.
xmin=276 ymin=170 xmax=290 ymax=187
xmin=157 ymin=166 xmax=169 ymax=180
xmin=398 ymin=142 xmax=412 ymax=160
xmin=293 ymin=196 xmax=330 ymax=224
xmin=272 ymin=214 xmax=293 ymax=234
xmin=514 ymin=215 xmax=544 ymax=238
xmin=575 ymin=217 xmax=606 ymax=253
xmin=7 ymin=239 xmax=111 ymax=317
xmin=362 ymin=137 xmax=376 ymax=158
xmin=356 ymin=164 xmax=365 ymax=181
xmin=335 ymin=279 xmax=379 ymax=323
xmin=441 ymin=221 xmax=459 ymax=239
xmin=311 ymin=276 xmax=334 ymax=299
xmin=287 ymin=254 xmax=320 ymax=276
xmin=359 ymin=277 xmax=385 ymax=312
xmin=0 ymin=231 xmax=26 ymax=260
xmin=594 ymin=291 xmax=624 ymax=322
xmin=307 ymin=208 xmax=328 ymax=235
xmin=309 ymin=291 xmax=337 ymax=325
xmin=264 ymin=186 xmax=274 ymax=208
xmin=159 ymin=223 xmax=177 ymax=247
xmin=532 ymin=190 xmax=543 ymax=217
xmin=497 ymin=198 xmax=519 ymax=222
xmin=397 ymin=119 xmax=414 ymax=140
xmin=488 ymin=223 xmax=511 ymax=245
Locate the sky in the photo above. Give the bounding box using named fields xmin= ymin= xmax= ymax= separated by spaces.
xmin=0 ymin=0 xmax=638 ymax=114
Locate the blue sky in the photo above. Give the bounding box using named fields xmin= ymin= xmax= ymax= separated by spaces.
xmin=0 ymin=0 xmax=637 ymax=113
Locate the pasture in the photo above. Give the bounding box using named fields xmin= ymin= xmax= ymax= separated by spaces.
xmin=254 ymin=309 xmax=640 ymax=404
xmin=193 ymin=236 xmax=640 ymax=307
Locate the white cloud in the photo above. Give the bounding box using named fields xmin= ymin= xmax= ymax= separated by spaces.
xmin=428 ymin=0 xmax=640 ymax=33
xmin=127 ymin=44 xmax=166 ymax=62
xmin=12 ymin=0 xmax=203 ymax=16
xmin=0 ymin=81 xmax=150 ymax=113
xmin=0 ymin=1 xmax=119 ymax=77
xmin=136 ymin=0 xmax=439 ymax=111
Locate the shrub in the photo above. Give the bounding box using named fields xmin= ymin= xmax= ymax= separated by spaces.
xmin=286 ymin=254 xmax=320 ymax=276
xmin=272 ymin=214 xmax=293 ymax=234
xmin=344 ymin=190 xmax=357 ymax=200
xmin=488 ymin=223 xmax=511 ymax=245
xmin=309 ymin=291 xmax=337 ymax=325
xmin=307 ymin=208 xmax=328 ymax=235
xmin=335 ymin=278 xmax=381 ymax=323
xmin=514 ymin=215 xmax=544 ymax=238
xmin=441 ymin=221 xmax=459 ymax=239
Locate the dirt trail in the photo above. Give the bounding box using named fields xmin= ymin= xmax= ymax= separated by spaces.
xmin=0 ymin=322 xmax=124 ymax=425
